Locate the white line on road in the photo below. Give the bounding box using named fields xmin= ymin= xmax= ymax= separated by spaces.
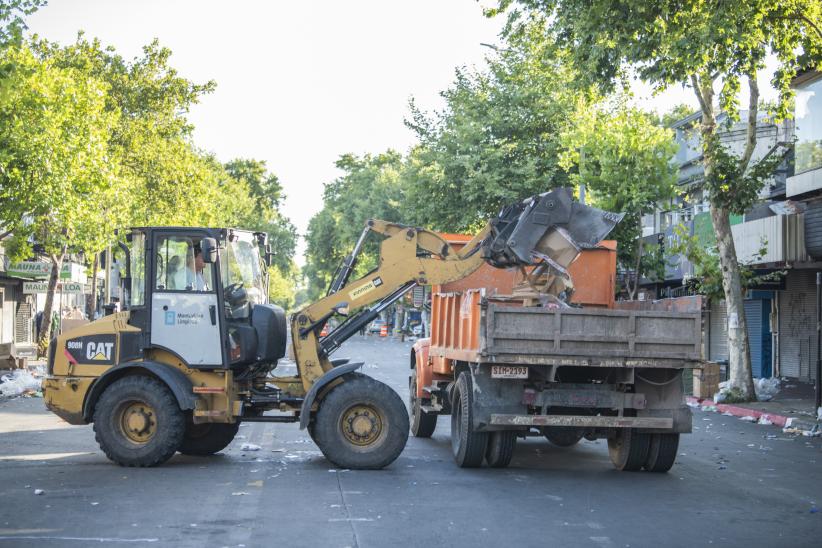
xmin=0 ymin=536 xmax=159 ymax=543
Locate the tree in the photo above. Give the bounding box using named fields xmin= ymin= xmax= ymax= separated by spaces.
xmin=224 ymin=158 xmax=297 ymax=274
xmin=0 ymin=0 xmax=44 ymax=46
xmin=403 ymin=19 xmax=591 ymax=232
xmin=491 ymin=0 xmax=821 ymax=399
xmin=0 ymin=43 xmax=122 ymax=353
xmin=303 ymin=151 xmax=404 ymax=298
xmin=559 ymin=99 xmax=678 ymax=299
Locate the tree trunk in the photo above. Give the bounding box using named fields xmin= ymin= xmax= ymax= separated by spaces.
xmin=87 ymin=253 xmax=99 ymax=320
xmin=37 ymin=252 xmax=65 ymax=357
xmin=692 ymin=73 xmax=757 ymax=400
xmin=627 ymin=220 xmax=644 ymax=301
xmin=710 ymin=205 xmax=756 ymax=399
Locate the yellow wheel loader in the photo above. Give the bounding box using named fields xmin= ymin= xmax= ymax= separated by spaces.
xmin=43 ymin=188 xmax=622 ymax=468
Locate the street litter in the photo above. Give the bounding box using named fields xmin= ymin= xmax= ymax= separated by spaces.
xmin=240 ymin=443 xmax=261 ymax=451
xmin=0 ymin=367 xmax=44 ymax=398
xmin=754 ymin=377 xmax=780 ymax=402
xmin=739 ymin=416 xmax=757 ymax=422
xmin=231 ymin=492 xmax=250 ymax=496
xmin=758 ymin=416 xmax=773 ymax=426
xmin=34 ymin=489 xmax=44 ymax=495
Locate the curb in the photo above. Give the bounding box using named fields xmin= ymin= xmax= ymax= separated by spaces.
xmin=686 ymin=396 xmax=804 ymax=429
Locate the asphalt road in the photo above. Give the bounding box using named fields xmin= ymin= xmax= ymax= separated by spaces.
xmin=1 ymin=337 xmax=820 ymax=548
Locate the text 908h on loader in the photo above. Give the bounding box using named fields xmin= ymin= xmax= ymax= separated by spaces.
xmin=43 ymin=188 xmax=622 ymax=468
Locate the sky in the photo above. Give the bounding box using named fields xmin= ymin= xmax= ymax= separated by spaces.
xmin=26 ymin=0 xmax=773 ymax=264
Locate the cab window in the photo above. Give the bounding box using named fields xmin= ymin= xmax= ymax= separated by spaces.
xmin=155 ymin=236 xmax=214 ymax=292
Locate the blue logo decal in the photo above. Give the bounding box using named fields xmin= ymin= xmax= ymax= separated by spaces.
xmin=164 ymin=311 xmax=175 ymax=325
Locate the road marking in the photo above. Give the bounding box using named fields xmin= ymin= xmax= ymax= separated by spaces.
xmin=0 ymin=452 xmax=94 ymax=461
xmin=0 ymin=536 xmax=159 ymax=543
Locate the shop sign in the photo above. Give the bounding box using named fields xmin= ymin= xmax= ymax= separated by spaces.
xmin=23 ymin=281 xmax=84 ymax=294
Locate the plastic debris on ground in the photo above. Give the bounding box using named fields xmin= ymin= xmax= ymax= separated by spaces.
xmin=783 ymin=425 xmax=822 ymax=438
xmin=758 ymin=416 xmax=773 ymax=426
xmin=240 ymin=443 xmax=261 ymax=452
xmin=754 ymin=377 xmax=780 ymax=402
xmin=739 ymin=416 xmax=757 ymax=422
xmin=0 ymin=367 xmax=44 ymax=398
xmin=713 ymin=381 xmax=731 ymax=403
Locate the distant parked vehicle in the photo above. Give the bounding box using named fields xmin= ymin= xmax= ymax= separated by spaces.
xmin=368 ymin=319 xmax=386 ymax=334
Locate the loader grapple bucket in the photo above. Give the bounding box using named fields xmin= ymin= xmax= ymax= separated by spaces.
xmin=481 ymin=187 xmax=624 ymax=268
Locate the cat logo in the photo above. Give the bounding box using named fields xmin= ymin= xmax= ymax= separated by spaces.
xmin=87 ymin=342 xmax=115 ymax=361
xmin=65 ymin=334 xmax=117 ymax=366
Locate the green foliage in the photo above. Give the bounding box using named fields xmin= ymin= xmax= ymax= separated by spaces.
xmin=0 ymin=43 xmax=123 ymax=260
xmin=559 ymin=98 xmax=678 ymax=293
xmin=303 ymin=151 xmax=404 ymax=298
xmin=225 ymin=158 xmax=297 ymax=274
xmin=403 ymin=18 xmax=593 ymax=232
xmin=268 ymin=263 xmax=298 ymax=311
xmin=0 ymin=0 xmax=44 ymax=46
xmin=670 ymin=225 xmax=785 ymax=302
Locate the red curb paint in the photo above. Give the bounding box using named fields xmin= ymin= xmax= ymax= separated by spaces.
xmin=686 ymin=396 xmax=791 ymax=428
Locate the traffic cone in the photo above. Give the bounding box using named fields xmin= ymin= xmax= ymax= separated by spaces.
xmin=320 ymin=326 xmax=328 ymax=337
xmin=379 ymin=324 xmax=388 ymax=337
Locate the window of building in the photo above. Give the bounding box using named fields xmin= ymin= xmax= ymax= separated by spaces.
xmin=795 ymin=75 xmax=822 ymax=174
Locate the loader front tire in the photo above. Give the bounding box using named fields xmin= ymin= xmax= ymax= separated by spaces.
xmin=312 ymin=375 xmax=409 ymax=470
xmin=179 ymin=420 xmax=240 ymax=456
xmin=409 ymin=368 xmax=437 ymax=438
xmin=93 ymin=375 xmax=185 ymax=467
xmin=451 ymin=372 xmax=488 ymax=468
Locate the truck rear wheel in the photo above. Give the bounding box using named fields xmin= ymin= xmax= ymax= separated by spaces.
xmin=179 ymin=420 xmax=240 ymax=456
xmin=607 ymin=428 xmax=650 ymax=471
xmin=543 ymin=427 xmax=584 ymax=447
xmin=485 ymin=431 xmax=516 ymax=468
xmin=312 ymin=375 xmax=409 ymax=470
xmin=93 ymin=375 xmax=185 ymax=467
xmin=451 ymin=372 xmax=488 ymax=468
xmin=644 ymin=433 xmax=679 ymax=473
xmin=409 ymin=368 xmax=437 ymax=437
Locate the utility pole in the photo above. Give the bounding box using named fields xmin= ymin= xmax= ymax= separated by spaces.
xmin=816 ymin=272 xmax=821 ymax=413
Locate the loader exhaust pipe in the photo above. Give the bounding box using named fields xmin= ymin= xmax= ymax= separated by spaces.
xmin=481 ymin=187 xmax=623 ymax=269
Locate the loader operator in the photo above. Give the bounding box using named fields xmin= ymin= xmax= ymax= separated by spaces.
xmin=187 ymin=245 xmax=209 ymax=291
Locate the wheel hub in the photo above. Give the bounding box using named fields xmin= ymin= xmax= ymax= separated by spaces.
xmin=340 ymin=404 xmax=383 ymax=446
xmin=119 ymin=401 xmax=156 ymax=444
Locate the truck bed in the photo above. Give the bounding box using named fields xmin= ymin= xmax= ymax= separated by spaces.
xmin=429 ymin=290 xmax=701 ymax=369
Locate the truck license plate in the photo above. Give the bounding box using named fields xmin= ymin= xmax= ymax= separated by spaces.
xmin=491 ymin=365 xmax=528 ymax=379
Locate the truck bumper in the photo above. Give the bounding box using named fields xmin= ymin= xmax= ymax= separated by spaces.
xmin=491 ymin=414 xmax=672 ymax=429
xmin=43 ymin=377 xmax=91 ymax=425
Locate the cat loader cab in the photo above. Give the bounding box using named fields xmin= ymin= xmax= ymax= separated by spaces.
xmin=44 ymin=226 xmax=289 ymax=466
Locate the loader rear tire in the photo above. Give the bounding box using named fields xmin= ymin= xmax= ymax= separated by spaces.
xmin=409 ymin=368 xmax=437 ymax=438
xmin=93 ymin=375 xmax=185 ymax=467
xmin=451 ymin=372 xmax=488 ymax=468
xmin=179 ymin=420 xmax=240 ymax=456
xmin=312 ymin=375 xmax=409 ymax=470
xmin=608 ymin=428 xmax=651 ymax=472
xmin=643 ymin=433 xmax=679 ymax=473
xmin=485 ymin=431 xmax=516 ymax=468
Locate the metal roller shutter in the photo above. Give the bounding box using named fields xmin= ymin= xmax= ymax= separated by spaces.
xmin=779 ymin=270 xmax=817 ymax=380
xmin=745 ymin=300 xmax=764 ymax=378
xmin=709 ymin=300 xmax=728 ymax=362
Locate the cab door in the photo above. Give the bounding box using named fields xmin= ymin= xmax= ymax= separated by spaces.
xmin=150 ymin=233 xmax=224 ymax=366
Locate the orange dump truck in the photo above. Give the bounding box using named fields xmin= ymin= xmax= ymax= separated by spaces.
xmin=410 ymin=238 xmax=700 ymax=471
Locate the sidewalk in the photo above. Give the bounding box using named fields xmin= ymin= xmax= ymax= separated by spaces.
xmin=687 ymin=380 xmax=821 ymax=433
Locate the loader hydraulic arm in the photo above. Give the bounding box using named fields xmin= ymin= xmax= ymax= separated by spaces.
xmin=290 ymin=221 xmax=490 ymax=390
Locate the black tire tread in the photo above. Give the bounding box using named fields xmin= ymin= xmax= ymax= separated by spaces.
xmin=312 ymin=375 xmax=409 ymax=470
xmin=485 ymin=431 xmax=516 ymax=468
xmin=451 ymin=372 xmax=488 ymax=468
xmin=92 ymin=375 xmax=185 ymax=467
xmin=608 ymin=428 xmax=650 ymax=472
xmin=644 ymin=433 xmax=680 ymax=473
xmin=179 ymin=421 xmax=240 ymax=456
xmin=409 ymin=368 xmax=437 ymax=438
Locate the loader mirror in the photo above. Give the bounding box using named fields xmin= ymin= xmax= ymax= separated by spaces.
xmin=200 ymin=237 xmax=218 ymax=264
